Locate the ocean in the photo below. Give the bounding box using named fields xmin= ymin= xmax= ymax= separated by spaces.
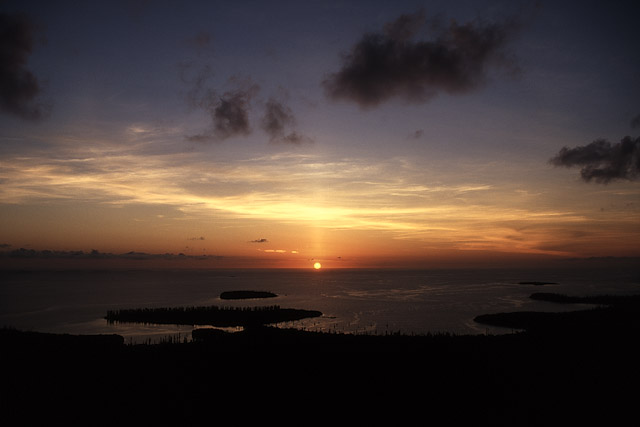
xmin=1 ymin=265 xmax=638 ymax=343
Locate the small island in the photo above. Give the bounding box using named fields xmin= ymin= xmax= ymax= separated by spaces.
xmin=219 ymin=290 xmax=277 ymax=300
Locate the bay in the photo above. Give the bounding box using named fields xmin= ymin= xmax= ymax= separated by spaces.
xmin=1 ymin=266 xmax=638 ymax=343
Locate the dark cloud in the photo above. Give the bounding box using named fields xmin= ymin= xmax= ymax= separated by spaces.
xmin=182 ymin=65 xmax=310 ymax=144
xmin=322 ymin=10 xmax=521 ymax=108
xmin=260 ymin=98 xmax=311 ymax=144
xmin=279 ymin=131 xmax=311 ymax=145
xmin=186 ymin=73 xmax=260 ymax=142
xmin=383 ymin=9 xmax=427 ymax=42
xmin=211 ymin=90 xmax=253 ymax=138
xmin=550 ymin=136 xmax=640 ymax=183
xmin=262 ymin=98 xmax=295 ymax=138
xmin=631 ymin=114 xmax=640 ymax=129
xmin=0 ymin=12 xmax=51 ymax=120
xmin=409 ymin=129 xmax=424 ymax=139
xmin=188 ymin=236 xmax=205 ymax=241
xmin=250 ymin=238 xmax=268 ymax=243
xmin=185 ymin=31 xmax=214 ymax=57
xmin=188 ymin=31 xmax=213 ymax=50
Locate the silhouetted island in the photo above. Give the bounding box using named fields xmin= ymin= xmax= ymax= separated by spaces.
xmin=219 ymin=290 xmax=277 ymax=300
xmin=474 ymin=292 xmax=640 ymax=334
xmin=105 ymin=304 xmax=321 ymax=327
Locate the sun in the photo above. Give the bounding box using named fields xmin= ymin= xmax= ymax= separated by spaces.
xmin=313 ymin=262 xmax=322 ymax=270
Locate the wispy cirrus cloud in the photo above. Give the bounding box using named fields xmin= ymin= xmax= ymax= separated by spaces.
xmin=185 ymin=30 xmax=214 ymax=55
xmin=0 ymin=145 xmax=595 ymax=258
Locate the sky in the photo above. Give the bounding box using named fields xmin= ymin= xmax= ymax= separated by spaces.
xmin=1 ymin=0 xmax=639 ymax=269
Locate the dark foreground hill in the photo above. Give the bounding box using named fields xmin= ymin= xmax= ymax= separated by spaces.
xmin=2 ymin=293 xmax=639 ymax=426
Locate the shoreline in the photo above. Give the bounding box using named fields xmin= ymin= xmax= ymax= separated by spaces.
xmin=474 ymin=292 xmax=640 ymax=334
xmin=4 ymin=292 xmax=639 ymax=349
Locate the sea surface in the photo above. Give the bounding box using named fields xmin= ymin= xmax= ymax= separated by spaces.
xmin=1 ymin=266 xmax=638 ymax=343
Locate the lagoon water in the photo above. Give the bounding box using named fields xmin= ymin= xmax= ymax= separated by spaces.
xmin=1 ymin=266 xmax=638 ymax=343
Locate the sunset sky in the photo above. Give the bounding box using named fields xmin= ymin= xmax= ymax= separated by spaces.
xmin=1 ymin=0 xmax=639 ymax=268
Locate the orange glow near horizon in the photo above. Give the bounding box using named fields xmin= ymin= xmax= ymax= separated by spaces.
xmin=1 ymin=145 xmax=639 ymax=268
